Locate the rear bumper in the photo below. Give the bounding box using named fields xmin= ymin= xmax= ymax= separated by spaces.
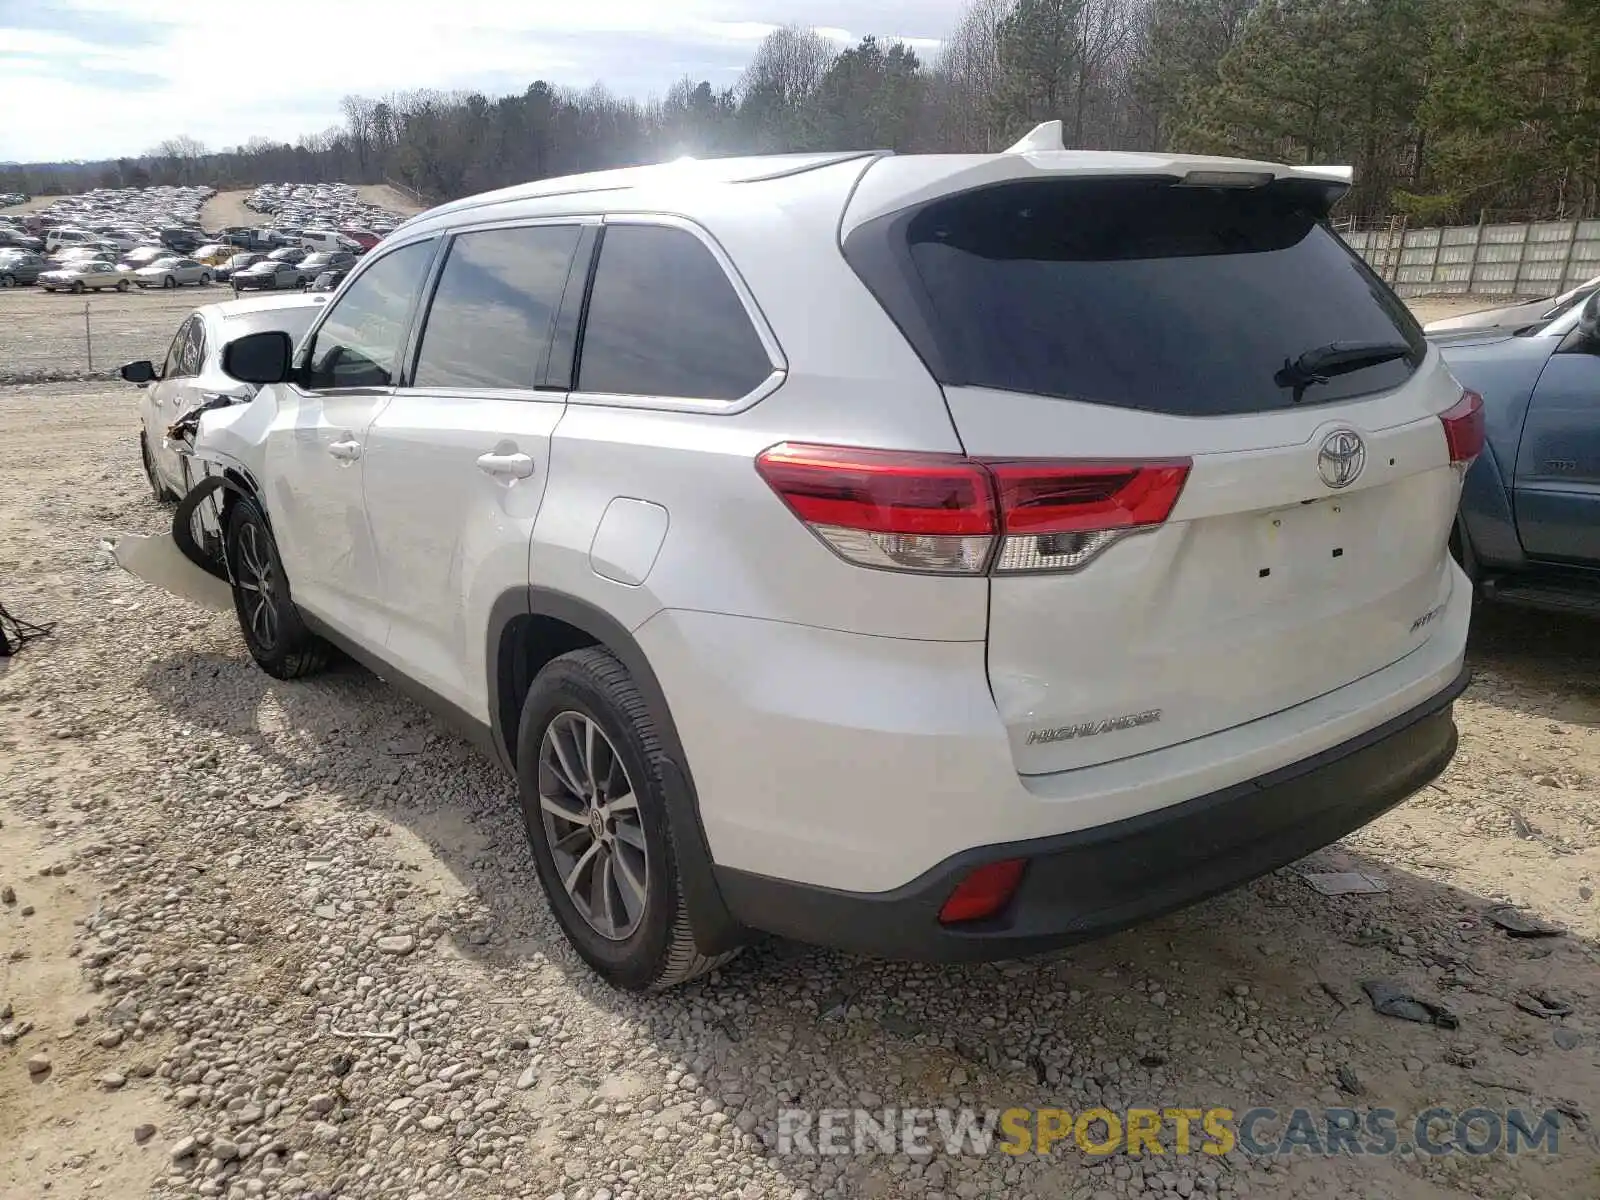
xmin=715 ymin=662 xmax=1468 ymax=961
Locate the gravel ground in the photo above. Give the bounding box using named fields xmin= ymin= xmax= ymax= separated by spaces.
xmin=2 ymin=382 xmax=1599 ymax=1200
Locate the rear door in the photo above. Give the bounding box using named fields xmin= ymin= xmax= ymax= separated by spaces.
xmin=362 ymin=219 xmax=592 ymax=720
xmin=845 ymin=170 xmax=1469 ymax=775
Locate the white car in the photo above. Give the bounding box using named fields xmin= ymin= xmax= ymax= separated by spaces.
xmin=127 ymin=126 xmax=1478 ymax=991
xmin=38 ymin=259 xmax=132 ymax=292
xmin=120 ymin=294 xmax=328 ymax=507
xmin=133 ymin=256 xmax=213 ymax=288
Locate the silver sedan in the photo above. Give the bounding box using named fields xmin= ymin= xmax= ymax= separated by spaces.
xmin=134 ymin=257 xmax=213 ymax=289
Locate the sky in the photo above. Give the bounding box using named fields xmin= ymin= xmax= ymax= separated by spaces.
xmin=0 ymin=0 xmax=965 ymax=163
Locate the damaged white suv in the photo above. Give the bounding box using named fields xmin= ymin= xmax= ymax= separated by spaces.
xmin=135 ymin=125 xmax=1479 ymax=991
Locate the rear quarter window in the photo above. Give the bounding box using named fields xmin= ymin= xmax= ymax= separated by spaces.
xmin=846 ymin=176 xmax=1426 ymax=417
xmin=576 ymin=223 xmax=772 ymax=402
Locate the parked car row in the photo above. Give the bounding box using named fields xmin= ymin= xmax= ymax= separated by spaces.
xmin=0 ymin=191 xmax=27 ymax=208
xmin=246 ymin=181 xmax=407 ymax=240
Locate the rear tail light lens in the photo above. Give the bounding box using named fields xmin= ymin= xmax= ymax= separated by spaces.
xmin=988 ymin=460 xmax=1190 ymax=574
xmin=754 ymin=444 xmax=996 ymax=574
xmin=1439 ymin=390 xmax=1485 ymax=466
xmin=939 ymin=858 xmax=1027 ymax=924
xmin=756 ymin=443 xmax=1191 ymax=576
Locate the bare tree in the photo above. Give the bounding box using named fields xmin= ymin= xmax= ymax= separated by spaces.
xmin=932 ymin=0 xmax=1013 ymax=150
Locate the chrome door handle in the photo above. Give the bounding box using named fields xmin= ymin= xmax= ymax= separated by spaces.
xmin=476 ymin=451 xmax=535 ymax=480
xmin=328 ymin=439 xmax=362 ymax=462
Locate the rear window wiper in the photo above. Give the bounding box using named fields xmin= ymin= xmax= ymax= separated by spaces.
xmin=1274 ymin=340 xmax=1413 ymax=402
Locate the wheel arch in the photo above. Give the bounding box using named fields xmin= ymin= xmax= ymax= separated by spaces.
xmin=488 ymin=587 xmax=745 ymax=954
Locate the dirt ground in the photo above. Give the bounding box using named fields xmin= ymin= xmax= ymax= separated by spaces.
xmin=1 ymin=369 xmax=1597 ymax=1200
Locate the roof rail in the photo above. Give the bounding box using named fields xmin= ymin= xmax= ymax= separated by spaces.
xmin=1005 ymin=121 xmax=1066 ymax=154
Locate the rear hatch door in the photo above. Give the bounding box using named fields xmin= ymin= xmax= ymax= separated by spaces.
xmin=844 ymin=162 xmax=1467 ymax=775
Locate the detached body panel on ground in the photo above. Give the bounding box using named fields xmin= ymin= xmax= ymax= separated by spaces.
xmin=127 ymin=135 xmax=1475 ymax=988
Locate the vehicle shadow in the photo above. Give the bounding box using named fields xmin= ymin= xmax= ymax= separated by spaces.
xmin=1467 ymin=602 xmax=1600 ymax=730
xmin=134 ymin=623 xmax=1600 ymax=1198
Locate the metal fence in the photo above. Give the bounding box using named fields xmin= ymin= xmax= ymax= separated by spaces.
xmin=0 ymin=294 xmax=192 ymax=383
xmin=1339 ymin=216 xmax=1600 ymax=298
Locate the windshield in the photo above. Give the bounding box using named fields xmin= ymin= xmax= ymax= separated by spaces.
xmin=851 ymin=176 xmax=1427 ymax=417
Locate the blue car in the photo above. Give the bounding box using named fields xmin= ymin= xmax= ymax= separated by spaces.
xmin=1434 ymin=291 xmax=1600 ymax=616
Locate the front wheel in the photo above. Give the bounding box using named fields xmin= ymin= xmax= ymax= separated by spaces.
xmin=224 ymin=497 xmax=330 ymax=679
xmin=162 ymin=275 xmax=176 ymax=289
xmin=1 ymin=274 xmax=13 ymax=288
xmin=517 ymin=648 xmax=743 ymax=991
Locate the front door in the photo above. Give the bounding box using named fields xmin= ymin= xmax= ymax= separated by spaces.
xmin=147 ymin=312 xmax=205 ymax=493
xmin=362 ymin=220 xmax=590 ymax=720
xmin=261 ymin=237 xmax=438 ymax=645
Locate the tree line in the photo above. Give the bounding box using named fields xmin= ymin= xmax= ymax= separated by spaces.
xmin=4 ymin=0 xmax=1596 ymax=224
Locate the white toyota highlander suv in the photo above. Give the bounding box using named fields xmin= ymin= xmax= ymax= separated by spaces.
xmin=158 ymin=124 xmax=1480 ymax=990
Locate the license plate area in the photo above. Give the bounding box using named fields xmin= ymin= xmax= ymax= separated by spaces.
xmin=1251 ymin=495 xmax=1356 ymax=585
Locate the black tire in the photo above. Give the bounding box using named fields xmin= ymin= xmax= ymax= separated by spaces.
xmin=116 ymin=279 xmax=129 ymax=292
xmin=516 ymin=648 xmax=742 ymax=991
xmin=139 ymin=433 xmax=178 ymax=503
xmin=71 ymin=281 xmax=84 ymax=293
xmin=163 ymin=275 xmax=176 ymax=289
xmin=224 ymin=496 xmax=329 ymax=679
xmin=1 ymin=273 xmax=13 ymax=288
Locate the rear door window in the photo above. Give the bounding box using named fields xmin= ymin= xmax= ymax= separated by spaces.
xmin=847 ymin=177 xmax=1426 ymax=416
xmin=576 ymin=223 xmax=772 ymax=402
xmin=412 ymin=223 xmax=582 ymax=391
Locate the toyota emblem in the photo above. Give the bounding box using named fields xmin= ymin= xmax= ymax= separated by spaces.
xmin=1317 ymin=429 xmax=1366 ymax=489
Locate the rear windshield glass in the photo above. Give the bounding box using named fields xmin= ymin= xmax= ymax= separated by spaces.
xmin=857 ymin=177 xmax=1425 ymax=416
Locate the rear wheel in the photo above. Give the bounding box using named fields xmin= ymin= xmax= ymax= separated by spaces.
xmin=116 ymin=279 xmax=129 ymax=292
xmin=516 ymin=648 xmax=743 ymax=991
xmin=224 ymin=497 xmax=330 ymax=679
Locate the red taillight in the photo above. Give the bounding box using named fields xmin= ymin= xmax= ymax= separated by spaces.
xmin=756 ymin=443 xmax=1191 ymax=575
xmin=1440 ymin=390 xmax=1485 ymax=465
xmin=938 ymin=858 xmax=1026 ymax=925
xmin=755 ymin=443 xmax=996 ymax=574
xmin=986 ymin=459 xmax=1190 ymax=573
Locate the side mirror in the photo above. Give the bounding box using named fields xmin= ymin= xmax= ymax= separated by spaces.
xmin=222 ymin=330 xmax=294 ymax=385
xmin=120 ymin=359 xmax=155 ymax=385
xmin=1578 ymin=291 xmax=1600 ymax=344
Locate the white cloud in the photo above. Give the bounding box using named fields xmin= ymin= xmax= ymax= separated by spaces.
xmin=0 ymin=0 xmax=959 ymax=162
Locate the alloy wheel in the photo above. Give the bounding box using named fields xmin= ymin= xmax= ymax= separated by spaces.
xmin=537 ymin=711 xmax=648 ymax=941
xmin=233 ymin=521 xmax=279 ymax=650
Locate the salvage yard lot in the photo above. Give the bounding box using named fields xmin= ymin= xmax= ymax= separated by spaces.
xmin=1 ymin=379 xmax=1599 ymax=1196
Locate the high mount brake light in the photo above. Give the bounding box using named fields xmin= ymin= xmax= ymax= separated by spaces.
xmin=755 ymin=444 xmax=1191 ymax=575
xmin=1439 ymin=390 xmax=1485 ymax=466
